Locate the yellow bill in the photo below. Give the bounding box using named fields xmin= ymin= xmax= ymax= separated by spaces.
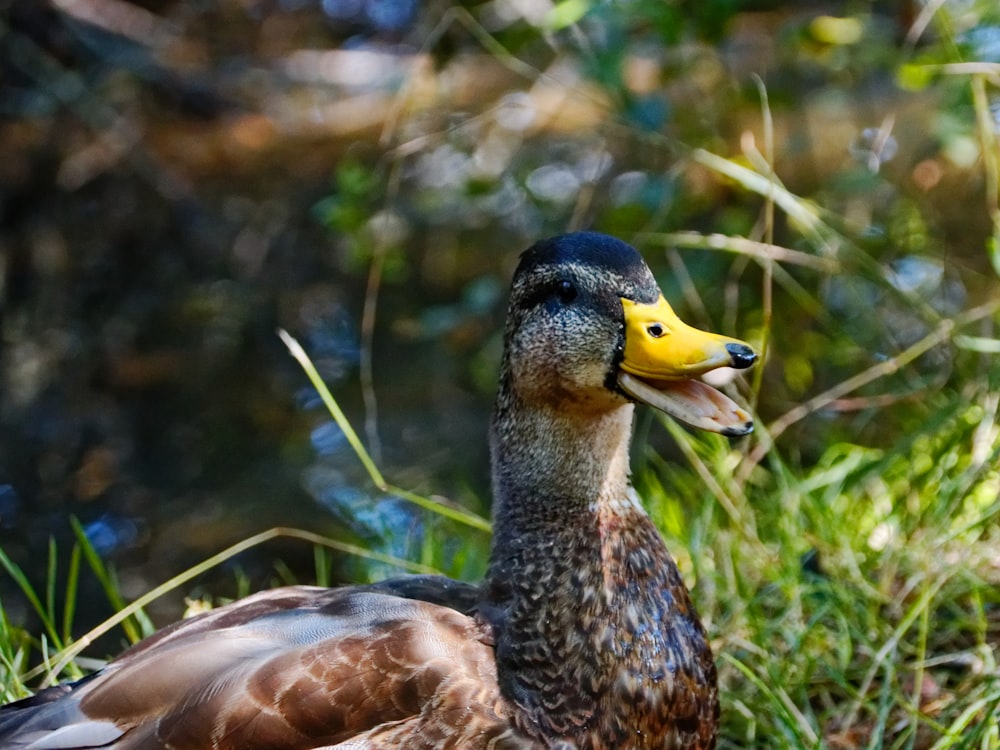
xmin=618 ymin=296 xmax=757 ymax=437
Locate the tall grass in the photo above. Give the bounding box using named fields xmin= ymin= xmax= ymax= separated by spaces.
xmin=640 ymin=388 xmax=1000 ymax=748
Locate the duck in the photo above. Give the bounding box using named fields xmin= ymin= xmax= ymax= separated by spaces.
xmin=0 ymin=231 xmax=757 ymax=750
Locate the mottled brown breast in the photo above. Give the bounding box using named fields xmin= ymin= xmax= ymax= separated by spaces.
xmin=487 ymin=503 xmax=719 ymax=750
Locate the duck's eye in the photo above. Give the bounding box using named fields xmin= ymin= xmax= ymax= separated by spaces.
xmin=555 ymin=280 xmax=578 ymax=304
xmin=647 ymin=323 xmax=666 ymax=338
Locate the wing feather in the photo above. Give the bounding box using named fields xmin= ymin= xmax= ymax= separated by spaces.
xmin=0 ymin=582 xmax=525 ymax=750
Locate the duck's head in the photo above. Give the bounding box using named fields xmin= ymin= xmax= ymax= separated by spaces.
xmin=501 ymin=232 xmax=756 ymax=437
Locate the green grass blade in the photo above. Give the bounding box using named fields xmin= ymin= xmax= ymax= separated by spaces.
xmin=278 ymin=328 xmax=491 ymax=533
xmin=61 ymin=542 xmax=82 ymax=647
xmin=68 ymin=517 xmax=143 ymax=644
xmin=0 ymin=545 xmax=59 ymax=650
xmin=45 ymin=540 xmax=58 ymax=648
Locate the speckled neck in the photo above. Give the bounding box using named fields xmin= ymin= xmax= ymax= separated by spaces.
xmin=489 ymin=394 xmax=633 ymax=528
xmin=484 ymin=381 xmax=719 ymax=749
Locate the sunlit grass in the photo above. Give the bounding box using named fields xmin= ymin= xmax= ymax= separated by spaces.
xmin=631 ymin=99 xmax=1000 ymax=745
xmin=641 ymin=384 xmax=1000 ymax=747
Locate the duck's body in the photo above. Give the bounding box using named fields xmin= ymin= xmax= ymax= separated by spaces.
xmin=485 ymin=384 xmax=718 ymax=748
xmin=0 ymin=232 xmax=756 ymax=750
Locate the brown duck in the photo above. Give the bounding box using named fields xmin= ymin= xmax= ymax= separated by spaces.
xmin=0 ymin=232 xmax=757 ymax=749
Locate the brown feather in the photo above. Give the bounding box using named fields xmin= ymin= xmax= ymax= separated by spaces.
xmin=72 ymin=589 xmax=511 ymax=748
